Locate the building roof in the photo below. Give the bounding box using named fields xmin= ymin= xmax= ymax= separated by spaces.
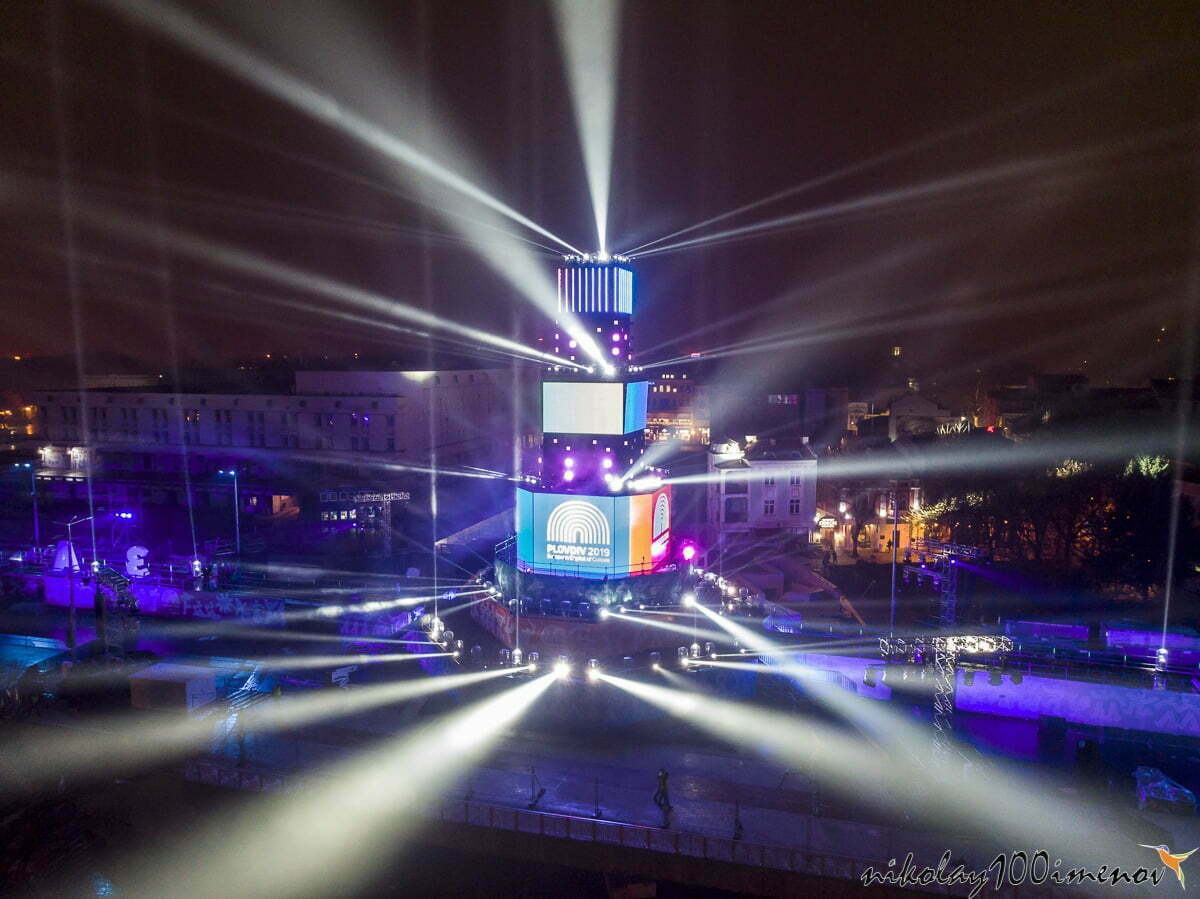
xmin=745 ymin=439 xmax=818 ymax=462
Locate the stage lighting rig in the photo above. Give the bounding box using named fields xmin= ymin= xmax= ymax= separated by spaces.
xmin=879 ymin=634 xmax=1013 ymax=760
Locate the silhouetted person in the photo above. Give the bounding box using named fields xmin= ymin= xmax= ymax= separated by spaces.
xmin=653 ymin=769 xmax=671 ymax=811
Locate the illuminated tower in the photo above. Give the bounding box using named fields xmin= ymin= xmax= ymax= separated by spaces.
xmin=513 ymin=254 xmax=672 ymax=581
xmin=549 ymin=253 xmax=634 ymax=365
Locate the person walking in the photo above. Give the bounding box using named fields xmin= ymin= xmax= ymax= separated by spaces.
xmin=652 ymin=769 xmax=671 ymax=811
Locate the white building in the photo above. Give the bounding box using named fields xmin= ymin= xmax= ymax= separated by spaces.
xmin=706 ymin=436 xmax=818 ymax=540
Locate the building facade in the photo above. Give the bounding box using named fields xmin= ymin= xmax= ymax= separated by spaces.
xmin=24 ymin=368 xmax=536 ymax=555
xmin=646 ymin=371 xmax=710 ymax=446
xmin=706 ymin=437 xmax=817 ymax=541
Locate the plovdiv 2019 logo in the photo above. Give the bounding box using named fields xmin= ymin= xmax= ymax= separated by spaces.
xmin=546 ymin=500 xmax=612 ymax=564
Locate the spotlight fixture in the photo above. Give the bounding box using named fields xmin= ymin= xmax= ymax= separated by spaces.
xmin=586 ymin=659 xmax=601 ymax=681
xmin=554 ymin=658 xmax=571 ymax=681
xmin=681 ymin=592 xmax=697 ymax=608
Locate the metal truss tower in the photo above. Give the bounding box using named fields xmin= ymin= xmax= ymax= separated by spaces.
xmin=878 ymin=634 xmax=1012 ymax=759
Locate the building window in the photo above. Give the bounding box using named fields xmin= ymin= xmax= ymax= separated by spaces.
xmin=723 ymin=477 xmax=747 ymax=495
xmin=763 ymin=475 xmax=775 ymax=486
xmin=789 ymin=473 xmax=802 ymax=486
xmin=763 ymin=499 xmax=775 ymax=516
xmin=724 ymin=497 xmax=748 ymax=523
xmin=789 ymin=498 xmax=802 ymax=516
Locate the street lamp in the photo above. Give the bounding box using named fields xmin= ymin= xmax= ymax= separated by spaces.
xmin=12 ymin=462 xmax=39 ymax=552
xmin=218 ymin=469 xmax=241 ymax=555
xmin=54 ymin=514 xmax=93 ymax=662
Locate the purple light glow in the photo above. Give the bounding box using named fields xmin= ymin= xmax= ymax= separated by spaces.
xmin=564 ymin=457 xmax=575 ymax=468
xmin=602 ymin=457 xmax=613 ymax=469
xmin=612 ymin=332 xmax=620 ymax=341
xmin=681 ymin=543 xmax=697 ymax=561
xmin=611 ymin=347 xmax=621 ymax=356
xmin=563 ymin=469 xmax=575 ymax=482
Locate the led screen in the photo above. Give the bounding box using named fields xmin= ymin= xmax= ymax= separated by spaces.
xmin=516 ymin=486 xmax=671 ymax=579
xmin=542 ymin=381 xmax=625 ymax=435
xmin=623 ymin=381 xmax=648 ymax=434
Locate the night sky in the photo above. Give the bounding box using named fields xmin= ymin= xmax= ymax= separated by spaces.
xmin=0 ymin=0 xmax=1196 ymax=392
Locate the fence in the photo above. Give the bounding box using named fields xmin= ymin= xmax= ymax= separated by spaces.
xmin=183 ymin=757 xmax=1084 ymax=897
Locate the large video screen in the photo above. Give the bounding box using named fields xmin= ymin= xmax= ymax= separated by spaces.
xmin=542 ymin=381 xmax=625 ymax=435
xmin=542 ymin=380 xmax=650 ymax=436
xmin=516 ymin=485 xmax=671 ymax=579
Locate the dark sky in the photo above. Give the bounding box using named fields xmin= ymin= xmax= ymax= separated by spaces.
xmin=0 ymin=0 xmax=1196 ymax=393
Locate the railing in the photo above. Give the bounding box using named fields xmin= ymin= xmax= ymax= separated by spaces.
xmin=181 ymin=759 xmax=1066 ymax=897
xmin=181 ymin=758 xmax=873 ymax=884
xmin=437 ymin=798 xmax=867 ymax=881
xmin=762 ymin=618 xmax=1200 ymax=691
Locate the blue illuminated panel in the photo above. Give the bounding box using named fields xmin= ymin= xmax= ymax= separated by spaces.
xmin=623 ymin=381 xmax=648 ymax=434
